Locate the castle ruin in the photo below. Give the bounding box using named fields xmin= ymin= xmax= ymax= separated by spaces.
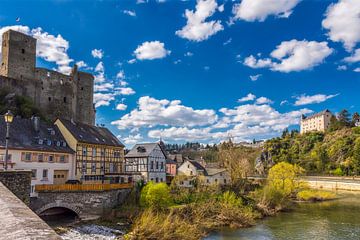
xmin=0 ymin=30 xmax=95 ymax=125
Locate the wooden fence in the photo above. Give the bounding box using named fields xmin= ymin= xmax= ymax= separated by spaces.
xmin=35 ymin=183 xmax=133 ymax=192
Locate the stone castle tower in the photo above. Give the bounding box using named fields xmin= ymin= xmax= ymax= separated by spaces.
xmin=0 ymin=30 xmax=95 ymax=125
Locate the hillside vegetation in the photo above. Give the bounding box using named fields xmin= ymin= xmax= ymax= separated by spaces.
xmin=264 ymin=110 xmax=360 ymax=176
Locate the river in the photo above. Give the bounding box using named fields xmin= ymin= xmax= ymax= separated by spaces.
xmin=54 ymin=191 xmax=360 ymax=240
xmin=206 ymin=191 xmax=360 ymax=240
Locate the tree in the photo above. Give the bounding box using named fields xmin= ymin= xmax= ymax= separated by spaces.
xmin=328 ymin=115 xmax=341 ymax=131
xmin=337 ymin=109 xmax=351 ymax=127
xmin=352 ymin=112 xmax=360 ymax=127
xmin=140 ymin=182 xmax=172 ymax=209
xmin=281 ymin=128 xmax=289 ymax=138
xmin=352 ymin=138 xmax=360 ymax=175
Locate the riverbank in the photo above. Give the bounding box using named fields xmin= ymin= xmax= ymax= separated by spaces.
xmin=206 ymin=191 xmax=360 ymax=240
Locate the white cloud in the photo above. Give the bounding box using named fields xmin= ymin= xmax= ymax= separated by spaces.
xmin=91 ymin=49 xmax=104 ymax=59
xmin=94 ymin=93 xmax=115 ymax=108
xmin=149 ymin=127 xmax=212 ymax=141
xmin=120 ymin=80 xmax=129 ymax=87
xmin=218 ymin=4 xmax=224 ymax=12
xmin=250 ymin=74 xmax=262 ymax=81
xmin=175 ymin=0 xmax=224 ymax=42
xmin=123 ymin=10 xmax=136 ymax=17
xmin=344 ymin=49 xmax=360 ymax=63
xmin=232 ymin=0 xmax=301 ymax=22
xmin=76 ymin=60 xmax=88 ymax=69
xmin=243 ymin=55 xmax=273 ymax=68
xmin=111 ymin=96 xmax=217 ymax=129
xmin=294 ymin=93 xmax=339 ymax=106
xmin=123 ymin=134 xmax=143 ymax=145
xmin=116 ymin=70 xmax=125 ymax=80
xmin=94 ymin=82 xmax=114 ymax=92
xmin=244 ymin=40 xmax=333 ymax=72
xmin=150 ymin=103 xmax=312 ymax=142
xmin=223 ymin=38 xmax=232 ymax=45
xmin=184 ymin=51 xmax=194 ymax=57
xmin=280 ymin=100 xmax=289 ymax=106
xmin=354 ymin=68 xmax=360 ymax=72
xmin=116 ymin=87 xmax=136 ymax=95
xmin=95 ymin=62 xmax=104 ymax=72
xmin=134 ymin=41 xmax=170 ymax=60
xmin=337 ymin=65 xmax=347 ymax=71
xmin=116 ymin=103 xmax=127 ymax=111
xmin=322 ymin=0 xmax=360 ymax=51
xmin=128 ymin=59 xmax=136 ymax=64
xmin=0 ymin=25 xmax=76 ymax=75
xmin=256 ymin=97 xmax=273 ymax=105
xmin=238 ymin=93 xmax=256 ymax=102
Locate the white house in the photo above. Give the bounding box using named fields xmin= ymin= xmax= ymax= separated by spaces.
xmin=0 ymin=117 xmax=75 ymax=196
xmin=177 ymin=160 xmax=231 ymax=187
xmin=124 ymin=143 xmax=167 ymax=183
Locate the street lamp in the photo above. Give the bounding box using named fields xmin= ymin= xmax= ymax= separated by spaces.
xmin=4 ymin=110 xmax=13 ymax=171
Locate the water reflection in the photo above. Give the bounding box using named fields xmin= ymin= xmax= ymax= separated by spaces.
xmin=206 ymin=192 xmax=360 ymax=240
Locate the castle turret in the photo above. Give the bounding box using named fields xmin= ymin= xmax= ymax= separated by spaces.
xmin=0 ymin=30 xmax=36 ymax=80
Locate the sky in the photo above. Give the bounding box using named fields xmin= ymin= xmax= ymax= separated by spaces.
xmin=0 ymin=0 xmax=359 ymax=147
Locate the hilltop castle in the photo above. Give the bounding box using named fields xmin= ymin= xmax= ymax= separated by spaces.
xmin=0 ymin=30 xmax=95 ymax=125
xmin=300 ymin=109 xmax=333 ymax=134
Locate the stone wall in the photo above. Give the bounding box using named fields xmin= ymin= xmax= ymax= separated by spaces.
xmin=0 ymin=170 xmax=31 ymax=205
xmin=0 ymin=182 xmax=61 ymax=240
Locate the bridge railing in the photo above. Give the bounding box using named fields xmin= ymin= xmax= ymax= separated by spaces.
xmin=35 ymin=183 xmax=133 ymax=192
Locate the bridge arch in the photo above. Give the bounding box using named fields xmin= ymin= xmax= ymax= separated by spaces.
xmin=35 ymin=202 xmax=82 ymax=218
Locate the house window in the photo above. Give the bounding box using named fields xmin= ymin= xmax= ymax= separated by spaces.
xmin=156 ymin=177 xmax=159 ymax=183
xmin=82 ymin=162 xmax=86 ymax=173
xmin=82 ymin=147 xmax=87 ymax=156
xmin=42 ymin=169 xmax=48 ymax=179
xmin=91 ymin=162 xmax=96 ymax=173
xmin=160 ymin=162 xmax=164 ymax=170
xmin=224 ymin=179 xmax=227 ymax=184
xmin=190 ymin=171 xmax=193 ymax=176
xmin=25 ymin=153 xmax=32 ymax=161
xmin=38 ymin=154 xmax=44 ymax=162
xmin=156 ymin=162 xmax=159 ymax=170
xmin=206 ymin=179 xmax=209 ymax=183
xmin=92 ymin=148 xmax=97 ymax=157
xmin=48 ymin=155 xmax=54 ymax=162
xmin=187 ymin=164 xmax=190 ymax=168
xmin=150 ymin=161 xmax=154 ymax=170
xmin=59 ymin=155 xmax=65 ymax=163
xmin=31 ymin=169 xmax=37 ymax=179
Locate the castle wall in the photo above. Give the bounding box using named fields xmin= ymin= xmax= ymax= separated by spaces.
xmin=35 ymin=68 xmax=75 ymax=120
xmin=0 ymin=30 xmax=96 ymax=125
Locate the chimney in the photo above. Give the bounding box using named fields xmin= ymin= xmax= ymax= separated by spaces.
xmin=32 ymin=116 xmax=40 ymax=132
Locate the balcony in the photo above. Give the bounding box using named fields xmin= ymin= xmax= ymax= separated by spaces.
xmin=35 ymin=183 xmax=133 ymax=192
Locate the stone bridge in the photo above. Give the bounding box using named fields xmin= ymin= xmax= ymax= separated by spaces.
xmin=30 ymin=184 xmax=132 ymax=220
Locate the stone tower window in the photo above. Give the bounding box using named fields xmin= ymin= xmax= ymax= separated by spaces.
xmin=63 ymin=97 xmax=67 ymax=103
xmin=48 ymin=97 xmax=51 ymax=102
xmin=21 ymin=49 xmax=25 ymax=54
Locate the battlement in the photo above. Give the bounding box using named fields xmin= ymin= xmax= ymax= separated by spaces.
xmin=0 ymin=30 xmax=95 ymax=125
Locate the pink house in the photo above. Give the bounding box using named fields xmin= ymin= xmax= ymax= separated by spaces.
xmin=166 ymin=159 xmax=177 ymax=183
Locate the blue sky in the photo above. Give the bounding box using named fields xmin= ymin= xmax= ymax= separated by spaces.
xmin=0 ymin=0 xmax=359 ymax=146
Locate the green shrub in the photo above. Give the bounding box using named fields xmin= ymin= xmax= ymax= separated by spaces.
xmin=140 ymin=182 xmax=172 ymax=209
xmin=332 ymin=167 xmax=344 ymax=176
xmin=296 ymin=190 xmax=336 ymax=201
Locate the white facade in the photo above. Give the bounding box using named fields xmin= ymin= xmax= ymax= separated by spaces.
xmin=125 ymin=144 xmax=166 ymax=183
xmin=300 ymin=110 xmax=333 ymax=134
xmin=0 ymin=149 xmax=75 ymax=197
xmin=177 ymin=160 xmax=230 ymax=187
xmin=177 ymin=160 xmax=204 ymax=177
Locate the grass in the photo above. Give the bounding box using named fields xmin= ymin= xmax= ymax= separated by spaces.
xmin=296 ymin=190 xmax=336 ymax=202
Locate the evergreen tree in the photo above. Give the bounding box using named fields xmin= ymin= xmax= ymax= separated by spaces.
xmin=337 ymin=109 xmax=351 ymax=127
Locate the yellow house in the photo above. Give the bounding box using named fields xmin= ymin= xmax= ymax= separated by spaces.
xmin=55 ymin=118 xmax=125 ymax=184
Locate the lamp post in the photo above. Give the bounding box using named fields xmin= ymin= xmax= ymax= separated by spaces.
xmin=4 ymin=110 xmax=14 ymax=171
